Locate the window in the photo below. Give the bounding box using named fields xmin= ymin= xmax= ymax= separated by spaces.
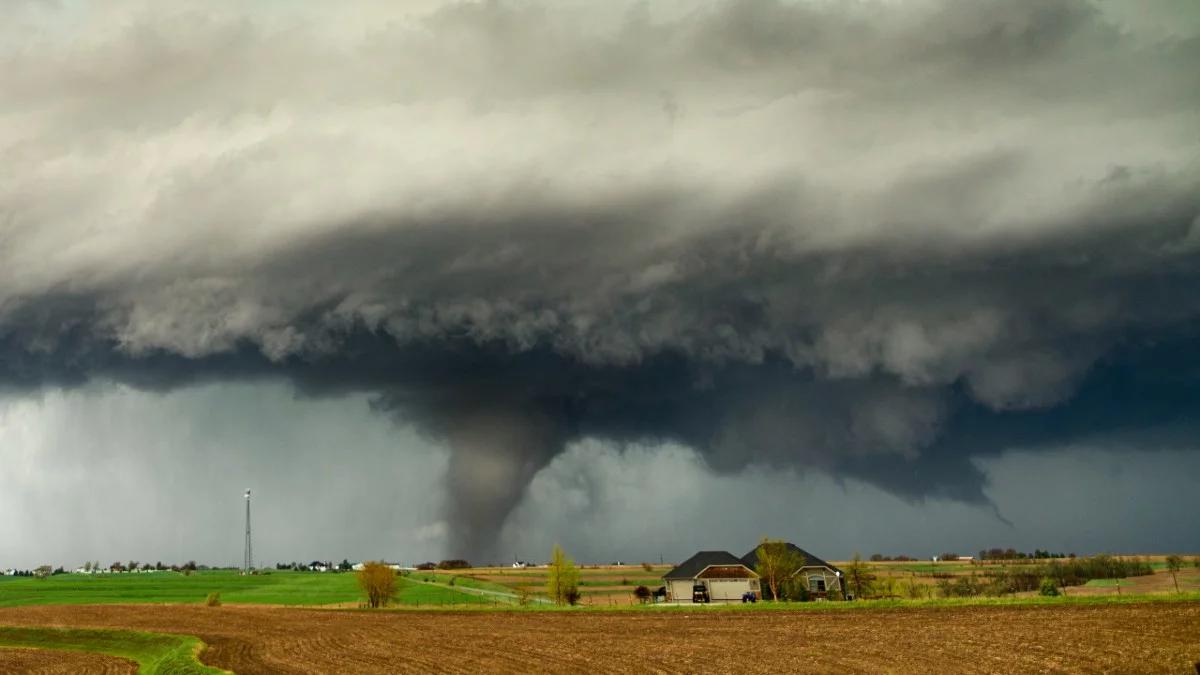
xmin=809 ymin=575 xmax=827 ymax=592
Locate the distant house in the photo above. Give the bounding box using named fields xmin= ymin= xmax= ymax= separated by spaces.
xmin=309 ymin=561 xmax=329 ymax=572
xmin=740 ymin=543 xmax=845 ymax=600
xmin=662 ymin=551 xmax=760 ymax=603
xmin=512 ymin=561 xmax=529 ymax=569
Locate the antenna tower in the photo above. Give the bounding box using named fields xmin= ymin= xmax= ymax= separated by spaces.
xmin=243 ymin=489 xmax=253 ymax=574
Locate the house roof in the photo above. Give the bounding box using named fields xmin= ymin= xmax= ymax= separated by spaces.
xmin=662 ymin=551 xmax=751 ymax=580
xmin=741 ymin=543 xmax=843 ymax=575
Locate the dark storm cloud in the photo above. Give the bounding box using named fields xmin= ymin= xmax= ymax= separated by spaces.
xmin=2 ymin=0 xmax=1199 ymax=557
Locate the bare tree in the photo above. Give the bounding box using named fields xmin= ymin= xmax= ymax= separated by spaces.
xmin=845 ymin=553 xmax=877 ymax=600
xmin=356 ymin=561 xmax=399 ymax=608
xmin=1165 ymin=555 xmax=1182 ymax=594
xmin=753 ymin=538 xmax=802 ymax=601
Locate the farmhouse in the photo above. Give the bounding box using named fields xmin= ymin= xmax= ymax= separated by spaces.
xmin=662 ymin=551 xmax=760 ymax=603
xmin=741 ymin=543 xmax=846 ymax=600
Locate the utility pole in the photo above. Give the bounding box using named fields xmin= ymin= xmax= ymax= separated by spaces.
xmin=243 ymin=489 xmax=253 ymax=574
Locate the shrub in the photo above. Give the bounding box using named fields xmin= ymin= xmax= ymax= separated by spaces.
xmin=780 ymin=577 xmax=808 ymax=602
xmin=641 ymin=562 xmax=653 ymax=572
xmin=205 ymin=592 xmax=222 ymax=607
xmin=437 ymin=559 xmax=471 ymax=570
xmin=633 ymin=585 xmax=652 ymax=604
xmin=517 ymin=589 xmax=533 ymax=607
xmin=1039 ymin=578 xmax=1059 ymax=597
xmin=565 ymin=589 xmax=582 ymax=606
xmin=938 ymin=576 xmax=985 ymax=598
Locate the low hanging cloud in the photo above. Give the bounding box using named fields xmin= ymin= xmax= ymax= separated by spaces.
xmin=2 ymin=0 xmax=1199 ymax=558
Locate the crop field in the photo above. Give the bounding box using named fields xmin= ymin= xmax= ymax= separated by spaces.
xmin=0 ymin=646 xmax=136 ymax=674
xmin=1 ymin=601 xmax=1199 ymax=673
xmin=0 ymin=570 xmax=494 ymax=609
xmin=848 ymin=559 xmax=1200 ymax=599
xmin=420 ymin=564 xmax=676 ymax=605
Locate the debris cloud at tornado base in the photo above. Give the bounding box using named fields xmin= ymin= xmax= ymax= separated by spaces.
xmin=2 ymin=0 xmax=1200 ymax=558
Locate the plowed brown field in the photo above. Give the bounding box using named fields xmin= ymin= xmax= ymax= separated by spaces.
xmin=1 ymin=602 xmax=1198 ymax=674
xmin=0 ymin=647 xmax=135 ymax=674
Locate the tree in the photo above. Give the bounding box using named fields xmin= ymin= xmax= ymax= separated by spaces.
xmin=753 ymin=538 xmax=803 ymax=602
xmin=845 ymin=553 xmax=876 ymax=600
xmin=34 ymin=565 xmax=52 ymax=579
xmin=546 ymin=544 xmax=580 ymax=606
xmin=339 ymin=559 xmax=353 ymax=572
xmin=356 ymin=561 xmax=398 ymax=608
xmin=1165 ymin=555 xmax=1182 ymax=593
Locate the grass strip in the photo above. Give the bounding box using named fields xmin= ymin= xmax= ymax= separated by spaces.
xmin=0 ymin=626 xmax=226 ymax=674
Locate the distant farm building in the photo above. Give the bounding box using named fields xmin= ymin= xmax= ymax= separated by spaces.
xmin=662 ymin=551 xmax=761 ymax=603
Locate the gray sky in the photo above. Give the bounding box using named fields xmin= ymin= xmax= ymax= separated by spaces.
xmin=2 ymin=0 xmax=1199 ymax=567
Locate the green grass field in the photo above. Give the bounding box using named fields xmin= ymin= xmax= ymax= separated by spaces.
xmin=0 ymin=626 xmax=224 ymax=674
xmin=0 ymin=570 xmax=491 ymax=608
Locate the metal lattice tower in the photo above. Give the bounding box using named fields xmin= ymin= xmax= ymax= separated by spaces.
xmin=243 ymin=489 xmax=253 ymax=574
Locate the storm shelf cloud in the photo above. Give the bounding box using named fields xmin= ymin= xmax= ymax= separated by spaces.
xmin=2 ymin=0 xmax=1200 ymax=561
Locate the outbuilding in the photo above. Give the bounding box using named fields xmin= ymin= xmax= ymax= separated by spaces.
xmin=662 ymin=551 xmax=760 ymax=603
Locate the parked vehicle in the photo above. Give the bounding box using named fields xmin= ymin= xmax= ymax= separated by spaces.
xmin=691 ymin=583 xmax=710 ymax=603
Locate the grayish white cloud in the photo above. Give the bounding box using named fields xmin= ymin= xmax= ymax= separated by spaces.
xmin=2 ymin=0 xmax=1199 ymax=559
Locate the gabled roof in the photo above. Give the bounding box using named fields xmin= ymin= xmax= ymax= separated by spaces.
xmin=741 ymin=543 xmax=843 ymax=575
xmin=662 ymin=551 xmax=749 ymax=580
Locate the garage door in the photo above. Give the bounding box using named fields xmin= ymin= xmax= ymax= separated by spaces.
xmin=707 ymin=580 xmax=748 ymax=601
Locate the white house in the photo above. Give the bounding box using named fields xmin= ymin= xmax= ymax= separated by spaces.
xmin=662 ymin=551 xmax=760 ymax=603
